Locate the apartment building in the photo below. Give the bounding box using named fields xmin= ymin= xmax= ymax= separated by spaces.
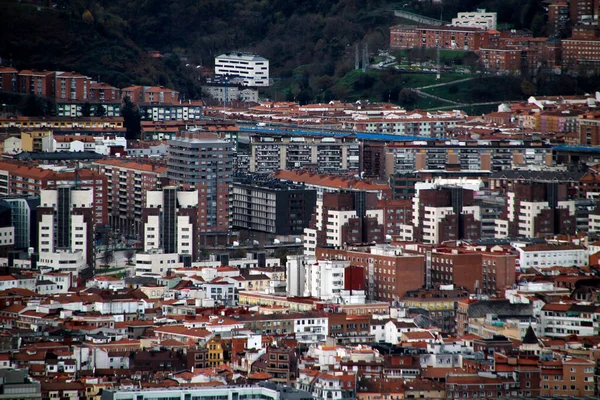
xmin=56 ymin=101 xmax=121 ymax=118
xmin=20 ymin=129 xmax=52 ymax=152
xmin=569 ymin=0 xmax=600 ymax=24
xmin=303 ymin=260 xmax=349 ymax=301
xmin=577 ymin=111 xmax=600 ymax=146
xmin=17 ymin=70 xmax=55 ymax=97
xmin=494 ymin=182 xmax=576 ymax=239
xmin=89 ymin=82 xmax=120 ymax=102
xmin=0 ymin=67 xmax=17 ymax=93
xmin=408 ymin=244 xmax=516 ymax=294
xmin=340 ymin=116 xmax=464 ymax=137
xmin=0 ymin=162 xmax=107 ymax=227
xmin=541 ymin=302 xmax=600 ymax=338
xmin=142 ymin=187 xmax=198 ymax=258
xmin=548 ymin=1 xmax=569 ymax=38
xmin=0 ymin=196 xmax=39 ymax=251
xmin=390 ymin=25 xmax=491 ymax=51
xmin=540 ymin=358 xmax=595 ymax=397
xmin=134 ymin=250 xmax=183 ymax=277
xmin=167 ymin=131 xmax=234 ymax=243
xmin=316 ymin=245 xmax=425 ymax=301
xmin=266 ymin=346 xmax=299 ymax=384
xmin=92 ymin=159 xmax=166 ymax=239
xmin=515 ymin=243 xmax=588 ymax=271
xmin=451 ymin=10 xmax=497 ymax=30
xmin=54 ymin=72 xmax=92 ymax=101
xmin=37 ymin=187 xmax=94 ymax=279
xmin=477 ymin=48 xmax=522 ymax=73
xmin=380 ymin=140 xmax=553 ymax=177
xmin=303 ymin=191 xmax=384 ymax=255
xmin=214 ymin=53 xmax=270 ymax=87
xmin=139 ymin=101 xmax=203 ymax=122
xmin=235 ymin=312 xmax=329 ymax=343
xmin=250 ymin=135 xmax=360 ymax=174
xmin=273 ymin=170 xmax=390 ymax=198
xmin=203 ymin=83 xmax=259 ymax=103
xmin=0 ymin=205 xmax=15 ymax=257
xmin=232 ymin=176 xmax=316 ymax=236
xmin=101 ymin=384 xmax=312 ymax=400
xmin=0 ymin=116 xmax=124 ymax=132
xmin=403 ymin=185 xmax=481 ymax=244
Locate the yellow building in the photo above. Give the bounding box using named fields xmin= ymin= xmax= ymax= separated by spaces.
xmin=206 ymin=336 xmax=224 ymax=367
xmin=21 ymin=129 xmax=52 ymax=152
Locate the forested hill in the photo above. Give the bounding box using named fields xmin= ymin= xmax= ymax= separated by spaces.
xmin=0 ymin=0 xmax=394 ymax=96
xmin=0 ymin=0 xmax=545 ymax=97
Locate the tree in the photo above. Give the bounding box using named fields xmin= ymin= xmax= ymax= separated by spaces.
xmin=103 ymin=249 xmax=114 ymax=267
xmin=521 ymin=80 xmax=535 ymax=97
xmin=398 ymin=88 xmax=418 ymax=107
xmin=124 ymin=249 xmax=136 ymax=265
xmin=21 ymin=95 xmax=45 ymax=117
xmin=94 ymin=104 xmax=106 ymax=117
xmin=82 ymin=10 xmax=94 ymax=24
xmin=121 ymin=96 xmax=141 ymax=140
xmin=81 ymin=102 xmax=92 ymax=117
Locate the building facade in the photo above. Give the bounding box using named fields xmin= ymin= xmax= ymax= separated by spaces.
xmin=167 ymin=132 xmax=234 ymax=243
xmin=214 ymin=53 xmax=270 ymax=87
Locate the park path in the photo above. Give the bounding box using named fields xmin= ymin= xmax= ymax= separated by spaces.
xmin=416 ymin=77 xmax=478 ymax=90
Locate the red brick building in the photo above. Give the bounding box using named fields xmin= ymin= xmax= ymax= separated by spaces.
xmin=90 ymin=82 xmax=121 ymax=102
xmin=408 ymin=244 xmax=516 ymax=294
xmin=412 ymin=186 xmax=481 ymax=244
xmin=375 ymin=198 xmax=413 ymax=238
xmin=548 ymin=1 xmax=569 ymax=38
xmin=0 ymin=67 xmax=18 ymax=93
xmin=92 ymin=159 xmax=167 ymax=238
xmin=142 ymin=86 xmax=180 ymax=104
xmin=476 ymin=48 xmax=522 ymax=73
xmin=390 ymin=25 xmax=490 ymax=51
xmin=316 ymin=246 xmax=425 ymax=301
xmin=17 ymin=70 xmax=55 ymax=97
xmin=569 ymin=0 xmax=600 ymax=25
xmin=121 ymin=86 xmax=143 ymax=104
xmin=0 ymin=161 xmax=107 ymax=227
xmin=55 ymin=72 xmax=92 ymax=101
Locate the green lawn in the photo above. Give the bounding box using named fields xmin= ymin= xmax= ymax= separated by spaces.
xmin=421 ymin=76 xmax=527 ymax=105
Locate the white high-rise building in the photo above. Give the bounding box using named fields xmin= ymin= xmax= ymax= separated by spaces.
xmin=286 ymin=254 xmax=315 ymax=297
xmin=38 ymin=187 xmax=94 ymax=278
xmin=304 ymin=260 xmax=349 ymax=300
xmin=214 ymin=53 xmax=269 ymax=87
xmin=143 ymin=187 xmax=197 ymax=256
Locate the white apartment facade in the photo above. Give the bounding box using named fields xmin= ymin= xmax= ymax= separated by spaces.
xmin=286 ymin=254 xmax=314 ymax=297
xmin=303 ymin=259 xmax=349 ymax=300
xmin=214 ymin=53 xmax=269 ymax=87
xmin=134 ymin=250 xmax=182 ymax=277
xmin=515 ymin=243 xmax=588 ymax=271
xmin=143 ymin=188 xmax=197 ymax=255
xmin=294 ymin=314 xmax=329 ymax=343
xmin=38 ymin=187 xmax=93 ymax=276
xmin=541 ymin=303 xmax=600 ymax=338
xmin=494 ymin=193 xmax=576 ymax=239
xmin=412 ymin=195 xmax=481 ymax=245
xmin=452 ymin=10 xmax=498 ymax=30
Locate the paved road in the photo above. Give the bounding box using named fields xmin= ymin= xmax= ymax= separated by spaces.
xmin=412 ymin=89 xmax=461 ymax=105
xmin=416 ymin=77 xmax=477 ymax=90
xmin=427 ymin=101 xmax=512 ymax=111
